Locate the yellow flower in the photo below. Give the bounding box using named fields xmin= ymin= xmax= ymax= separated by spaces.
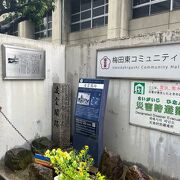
xmin=84 ymin=145 xmax=89 ymax=150
xmin=62 ymin=151 xmax=71 ymax=160
xmin=56 ymin=148 xmax=62 ymax=155
xmin=45 ymin=149 xmax=50 ymax=154
xmin=80 ymin=149 xmax=85 ymax=155
xmin=79 ymin=171 xmax=84 ymax=176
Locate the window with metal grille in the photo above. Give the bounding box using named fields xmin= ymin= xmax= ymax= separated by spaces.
xmin=34 ymin=12 xmax=52 ymax=39
xmin=71 ymin=0 xmax=108 ymax=32
xmin=6 ymin=23 xmax=18 ymax=36
xmin=133 ymin=0 xmax=180 ymax=18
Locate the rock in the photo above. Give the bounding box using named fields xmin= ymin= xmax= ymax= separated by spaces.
xmin=126 ymin=165 xmax=153 ymax=180
xmin=4 ymin=148 xmax=33 ymax=171
xmin=31 ymin=137 xmax=55 ymax=154
xmin=29 ymin=163 xmax=53 ymax=180
xmin=99 ymin=148 xmax=123 ymax=180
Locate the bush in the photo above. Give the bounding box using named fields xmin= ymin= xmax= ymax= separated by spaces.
xmin=45 ymin=146 xmax=106 ymax=180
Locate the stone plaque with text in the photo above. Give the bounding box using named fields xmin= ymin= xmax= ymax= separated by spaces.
xmin=52 ymin=83 xmax=71 ymax=148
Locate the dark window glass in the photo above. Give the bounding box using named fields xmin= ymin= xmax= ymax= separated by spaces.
xmin=40 ymin=24 xmax=45 ymax=30
xmin=35 ymin=32 xmax=46 ymax=40
xmin=71 ymin=0 xmax=108 ymax=32
xmin=35 ymin=34 xmax=39 ymax=39
xmin=93 ymin=6 xmax=104 ymax=17
xmin=105 ymin=4 xmax=108 ymax=13
xmin=173 ymin=0 xmax=180 ymax=10
xmin=71 ymin=0 xmax=80 ymax=14
xmin=35 ymin=24 xmax=45 ymax=31
xmin=93 ymin=0 xmax=104 ymax=7
xmin=71 ymin=23 xmax=80 ymax=32
xmin=47 ymin=13 xmax=52 ymax=21
xmin=48 ymin=22 xmax=52 ymax=29
xmin=151 ymin=0 xmax=170 ymax=14
xmin=48 ymin=30 xmax=52 ymax=37
xmin=81 ymin=10 xmax=91 ymax=20
xmin=81 ymin=21 xmax=91 ymax=29
xmin=105 ymin=16 xmax=108 ymax=24
xmin=35 ymin=26 xmax=39 ymax=32
xmin=92 ymin=17 xmax=104 ymax=27
xmin=7 ymin=25 xmax=18 ymax=36
xmin=133 ymin=0 xmax=150 ymax=6
xmin=71 ymin=14 xmax=80 ymax=23
xmin=81 ymin=0 xmax=91 ymax=11
xmin=133 ymin=5 xmax=149 ymax=18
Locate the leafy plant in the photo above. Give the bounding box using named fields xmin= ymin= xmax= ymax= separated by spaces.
xmin=45 ymin=146 xmax=106 ymax=180
xmin=0 ymin=0 xmax=55 ymax=33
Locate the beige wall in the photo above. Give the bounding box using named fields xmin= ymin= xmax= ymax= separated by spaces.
xmin=68 ymin=0 xmax=131 ymax=45
xmin=68 ymin=26 xmax=107 ymax=45
xmin=19 ymin=21 xmax=35 ymax=39
xmin=2 ymin=0 xmax=180 ymax=45
xmin=66 ymin=30 xmax=180 ymax=180
xmin=0 ymin=34 xmax=65 ymax=159
xmin=129 ymin=10 xmax=180 ymax=36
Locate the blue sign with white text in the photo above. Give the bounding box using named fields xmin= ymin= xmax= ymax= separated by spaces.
xmin=73 ymin=78 xmax=109 ymax=166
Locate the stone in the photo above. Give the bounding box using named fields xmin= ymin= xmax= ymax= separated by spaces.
xmin=52 ymin=83 xmax=71 ymax=148
xmin=29 ymin=163 xmax=53 ymax=180
xmin=99 ymin=148 xmax=123 ymax=180
xmin=126 ymin=165 xmax=153 ymax=180
xmin=4 ymin=148 xmax=33 ymax=171
xmin=31 ymin=137 xmax=55 ymax=154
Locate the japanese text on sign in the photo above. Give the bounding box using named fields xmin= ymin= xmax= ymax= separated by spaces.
xmin=130 ymin=81 xmax=180 ymax=135
xmin=97 ymin=44 xmax=180 ymax=80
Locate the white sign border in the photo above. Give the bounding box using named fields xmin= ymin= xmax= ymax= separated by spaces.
xmin=129 ymin=80 xmax=180 ymax=136
xmin=96 ymin=42 xmax=180 ymax=81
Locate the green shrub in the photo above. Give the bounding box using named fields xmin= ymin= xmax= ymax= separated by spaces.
xmin=45 ymin=146 xmax=106 ymax=180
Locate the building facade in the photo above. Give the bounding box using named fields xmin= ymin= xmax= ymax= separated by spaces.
xmin=4 ymin=0 xmax=180 ymax=44
xmin=2 ymin=1 xmax=180 ymax=179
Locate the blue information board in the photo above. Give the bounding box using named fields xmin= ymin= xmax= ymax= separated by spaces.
xmin=73 ymin=78 xmax=109 ymax=166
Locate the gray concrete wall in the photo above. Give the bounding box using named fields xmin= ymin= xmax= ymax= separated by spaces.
xmin=68 ymin=26 xmax=107 ymax=45
xmin=0 ymin=34 xmax=65 ymax=159
xmin=130 ymin=10 xmax=180 ymax=36
xmin=66 ymin=30 xmax=180 ymax=179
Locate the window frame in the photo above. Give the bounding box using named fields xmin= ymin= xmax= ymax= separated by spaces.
xmin=7 ymin=24 xmax=18 ymax=36
xmin=71 ymin=0 xmax=108 ymax=32
xmin=132 ymin=0 xmax=179 ymax=19
xmin=34 ymin=12 xmax=52 ymax=40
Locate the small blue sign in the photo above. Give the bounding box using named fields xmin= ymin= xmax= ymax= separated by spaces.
xmin=73 ymin=78 xmax=109 ymax=166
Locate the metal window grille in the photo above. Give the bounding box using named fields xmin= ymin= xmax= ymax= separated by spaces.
xmin=6 ymin=23 xmax=18 ymax=36
xmin=71 ymin=0 xmax=108 ymax=32
xmin=133 ymin=0 xmax=180 ymax=18
xmin=34 ymin=12 xmax=52 ymax=40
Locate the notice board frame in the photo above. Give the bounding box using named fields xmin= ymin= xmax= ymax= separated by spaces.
xmin=2 ymin=44 xmax=45 ymax=80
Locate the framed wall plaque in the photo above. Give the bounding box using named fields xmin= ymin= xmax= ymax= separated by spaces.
xmin=2 ymin=44 xmax=45 ymax=80
xmin=97 ymin=43 xmax=180 ymax=80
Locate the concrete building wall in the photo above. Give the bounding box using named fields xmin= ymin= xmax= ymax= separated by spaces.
xmin=69 ymin=26 xmax=107 ymax=45
xmin=66 ymin=0 xmax=180 ymax=45
xmin=2 ymin=0 xmax=180 ymax=45
xmin=129 ymin=10 xmax=180 ymax=36
xmin=0 ymin=34 xmax=65 ymax=159
xmin=18 ymin=21 xmax=35 ymax=39
xmin=66 ymin=30 xmax=180 ymax=179
xmin=68 ymin=0 xmax=131 ymax=45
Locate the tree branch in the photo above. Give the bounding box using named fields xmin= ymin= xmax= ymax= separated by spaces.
xmin=0 ymin=15 xmax=28 ymax=33
xmin=0 ymin=0 xmax=37 ymax=16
